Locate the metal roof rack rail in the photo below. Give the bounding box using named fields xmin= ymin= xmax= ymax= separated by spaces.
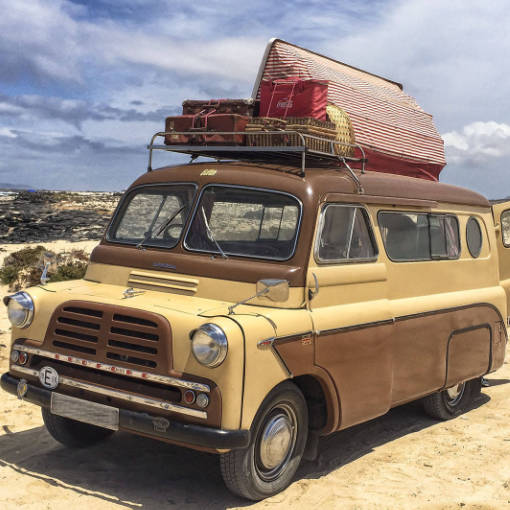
xmin=147 ymin=131 xmax=367 ymax=179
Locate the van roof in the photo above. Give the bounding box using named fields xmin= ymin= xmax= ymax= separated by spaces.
xmin=132 ymin=161 xmax=489 ymax=209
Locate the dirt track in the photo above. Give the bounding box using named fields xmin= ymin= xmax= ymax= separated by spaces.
xmin=0 ymin=245 xmax=509 ymax=509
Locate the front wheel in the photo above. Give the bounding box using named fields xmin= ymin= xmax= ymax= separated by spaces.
xmin=42 ymin=407 xmax=115 ymax=448
xmin=220 ymin=382 xmax=308 ymax=500
xmin=422 ymin=377 xmax=482 ymax=420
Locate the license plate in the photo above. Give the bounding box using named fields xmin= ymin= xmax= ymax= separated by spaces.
xmin=50 ymin=393 xmax=119 ymax=431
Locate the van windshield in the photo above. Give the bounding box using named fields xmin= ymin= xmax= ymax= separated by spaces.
xmin=185 ymin=186 xmax=301 ymax=260
xmin=109 ymin=184 xmax=196 ymax=248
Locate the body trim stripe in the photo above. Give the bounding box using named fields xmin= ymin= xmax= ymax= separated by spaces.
xmin=12 ymin=345 xmax=210 ymax=393
xmin=10 ymin=365 xmax=207 ymax=420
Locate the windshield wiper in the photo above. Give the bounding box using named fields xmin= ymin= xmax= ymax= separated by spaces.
xmin=136 ymin=205 xmax=186 ymax=250
xmin=201 ymin=206 xmax=228 ymax=259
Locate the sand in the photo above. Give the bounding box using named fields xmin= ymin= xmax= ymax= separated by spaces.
xmin=0 ymin=241 xmax=509 ymax=509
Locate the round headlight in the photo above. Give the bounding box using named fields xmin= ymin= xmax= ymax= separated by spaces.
xmin=6 ymin=292 xmax=34 ymax=329
xmin=191 ymin=323 xmax=228 ymax=368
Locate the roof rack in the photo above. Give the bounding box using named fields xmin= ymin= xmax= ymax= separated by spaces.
xmin=147 ymin=131 xmax=367 ymax=185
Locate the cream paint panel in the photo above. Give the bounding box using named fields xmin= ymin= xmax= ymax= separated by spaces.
xmin=389 ymin=286 xmax=506 ymax=319
xmin=11 ymin=282 xmax=245 ymax=430
xmin=234 ymin=313 xmax=312 ymax=430
xmin=311 ymin=299 xmax=392 ymax=332
xmin=492 ymin=201 xmax=510 ymax=317
xmin=86 ymin=263 xmax=305 ymax=309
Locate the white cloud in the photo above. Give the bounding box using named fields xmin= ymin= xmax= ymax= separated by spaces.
xmin=0 ymin=127 xmax=17 ymax=138
xmin=443 ymin=121 xmax=510 ymax=164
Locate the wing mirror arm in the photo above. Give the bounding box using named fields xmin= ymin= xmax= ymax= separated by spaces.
xmin=228 ymin=279 xmax=289 ymax=315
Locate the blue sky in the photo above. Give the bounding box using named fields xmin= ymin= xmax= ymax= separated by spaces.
xmin=1 ymin=0 xmax=509 ymax=198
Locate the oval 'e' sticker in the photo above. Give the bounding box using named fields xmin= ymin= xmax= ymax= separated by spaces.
xmin=39 ymin=366 xmax=59 ymax=389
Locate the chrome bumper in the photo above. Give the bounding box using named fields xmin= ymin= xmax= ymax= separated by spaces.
xmin=1 ymin=372 xmax=250 ymax=451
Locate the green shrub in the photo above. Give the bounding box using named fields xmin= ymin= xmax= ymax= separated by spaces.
xmin=0 ymin=246 xmax=89 ymax=291
xmin=0 ymin=265 xmax=18 ymax=285
xmin=49 ymin=261 xmax=87 ymax=282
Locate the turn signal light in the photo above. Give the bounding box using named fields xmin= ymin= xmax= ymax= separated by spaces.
xmin=10 ymin=350 xmax=19 ymax=363
xmin=183 ymin=390 xmax=196 ymax=404
xmin=18 ymin=351 xmax=28 ymax=365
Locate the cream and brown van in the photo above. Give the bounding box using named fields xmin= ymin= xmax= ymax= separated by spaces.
xmin=2 ymin=147 xmax=508 ymax=500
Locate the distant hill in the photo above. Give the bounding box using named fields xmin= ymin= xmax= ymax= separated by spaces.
xmin=0 ymin=182 xmax=33 ymax=191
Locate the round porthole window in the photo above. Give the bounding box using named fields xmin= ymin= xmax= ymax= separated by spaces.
xmin=466 ymin=217 xmax=482 ymax=258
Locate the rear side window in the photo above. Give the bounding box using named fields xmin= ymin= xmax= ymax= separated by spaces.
xmin=466 ymin=217 xmax=482 ymax=258
xmin=501 ymin=210 xmax=510 ymax=247
xmin=378 ymin=212 xmax=460 ymax=261
xmin=316 ymin=204 xmax=377 ymax=263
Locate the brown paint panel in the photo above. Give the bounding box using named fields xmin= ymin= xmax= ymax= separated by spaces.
xmin=446 ymin=326 xmax=491 ymax=387
xmin=491 ymin=320 xmax=507 ymax=372
xmin=43 ymin=300 xmax=173 ymax=374
xmin=272 ymin=335 xmax=341 ymax=434
xmin=315 ymin=323 xmax=394 ymax=430
xmin=315 ymin=303 xmax=506 ymax=432
xmin=91 ymin=245 xmax=304 ymax=286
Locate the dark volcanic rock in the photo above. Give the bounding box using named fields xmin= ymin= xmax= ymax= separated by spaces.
xmin=0 ymin=191 xmax=122 ymax=243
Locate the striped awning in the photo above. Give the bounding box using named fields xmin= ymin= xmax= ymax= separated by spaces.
xmin=252 ymin=39 xmax=446 ymax=179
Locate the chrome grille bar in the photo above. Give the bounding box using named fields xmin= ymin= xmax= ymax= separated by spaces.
xmin=14 ymin=345 xmax=210 ymax=393
xmin=11 ymin=365 xmax=207 ymax=420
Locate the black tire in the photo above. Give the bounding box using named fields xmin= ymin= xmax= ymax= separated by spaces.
xmin=42 ymin=407 xmax=115 ymax=448
xmin=422 ymin=377 xmax=482 ymax=420
xmin=220 ymin=381 xmax=308 ymax=501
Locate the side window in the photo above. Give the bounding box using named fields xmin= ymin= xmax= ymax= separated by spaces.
xmin=378 ymin=211 xmax=460 ymax=261
xmin=316 ymin=204 xmax=377 ymax=263
xmin=501 ymin=210 xmax=510 ymax=247
xmin=466 ymin=217 xmax=482 ymax=258
xmin=430 ymin=215 xmax=460 ymax=259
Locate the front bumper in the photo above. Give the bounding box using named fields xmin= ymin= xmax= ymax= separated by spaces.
xmin=1 ymin=372 xmax=250 ymax=451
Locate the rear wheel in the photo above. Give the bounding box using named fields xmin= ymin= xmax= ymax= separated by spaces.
xmin=220 ymin=382 xmax=308 ymax=500
xmin=422 ymin=378 xmax=482 ymax=420
xmin=42 ymin=407 xmax=114 ymax=448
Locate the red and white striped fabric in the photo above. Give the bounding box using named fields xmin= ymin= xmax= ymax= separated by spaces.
xmin=254 ymin=40 xmax=446 ymax=180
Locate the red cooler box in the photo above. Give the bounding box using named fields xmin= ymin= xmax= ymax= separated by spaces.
xmin=259 ymin=78 xmax=328 ymax=120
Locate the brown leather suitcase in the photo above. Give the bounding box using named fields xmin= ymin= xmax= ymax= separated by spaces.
xmin=200 ymin=114 xmax=250 ymax=145
xmin=164 ymin=115 xmax=205 ymax=145
xmin=165 ymin=113 xmax=250 ymax=146
xmin=182 ymin=98 xmax=257 ymax=116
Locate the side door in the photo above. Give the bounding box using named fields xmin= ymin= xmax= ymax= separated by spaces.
xmin=492 ymin=200 xmax=510 ymax=321
xmin=307 ymin=202 xmax=393 ymax=431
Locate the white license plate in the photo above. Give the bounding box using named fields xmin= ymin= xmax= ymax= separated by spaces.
xmin=50 ymin=393 xmax=119 ymax=431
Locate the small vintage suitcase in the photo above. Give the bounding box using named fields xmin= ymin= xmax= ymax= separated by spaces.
xmin=164 ymin=114 xmax=206 ymax=145
xmin=182 ymin=98 xmax=257 ymax=116
xmin=200 ymin=113 xmax=250 ymax=145
xmin=165 ymin=113 xmax=249 ymax=145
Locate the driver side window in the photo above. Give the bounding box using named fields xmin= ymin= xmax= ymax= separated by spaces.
xmin=316 ymin=204 xmax=377 ymax=263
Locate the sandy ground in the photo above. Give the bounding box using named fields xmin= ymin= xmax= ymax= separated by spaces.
xmin=0 ymin=242 xmax=509 ymax=509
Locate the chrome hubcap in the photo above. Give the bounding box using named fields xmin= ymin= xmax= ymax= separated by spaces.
xmin=255 ymin=404 xmax=297 ymax=481
xmin=446 ymin=382 xmax=465 ymax=406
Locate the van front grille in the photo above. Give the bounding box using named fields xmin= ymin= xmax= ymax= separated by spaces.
xmin=45 ymin=301 xmax=172 ymax=373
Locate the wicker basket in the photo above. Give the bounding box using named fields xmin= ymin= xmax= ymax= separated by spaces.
xmin=326 ymin=104 xmax=355 ymax=156
xmin=285 ymin=117 xmax=337 ymax=153
xmin=246 ymin=116 xmax=338 ymax=152
xmin=246 ymin=117 xmax=288 ymax=146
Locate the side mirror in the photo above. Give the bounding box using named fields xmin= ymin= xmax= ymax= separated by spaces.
xmin=256 ymin=279 xmax=290 ymax=302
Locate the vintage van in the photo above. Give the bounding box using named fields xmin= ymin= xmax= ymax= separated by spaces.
xmin=2 ymin=150 xmax=508 ymax=500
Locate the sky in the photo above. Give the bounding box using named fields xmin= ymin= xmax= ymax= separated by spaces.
xmin=0 ymin=0 xmax=509 ymax=198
